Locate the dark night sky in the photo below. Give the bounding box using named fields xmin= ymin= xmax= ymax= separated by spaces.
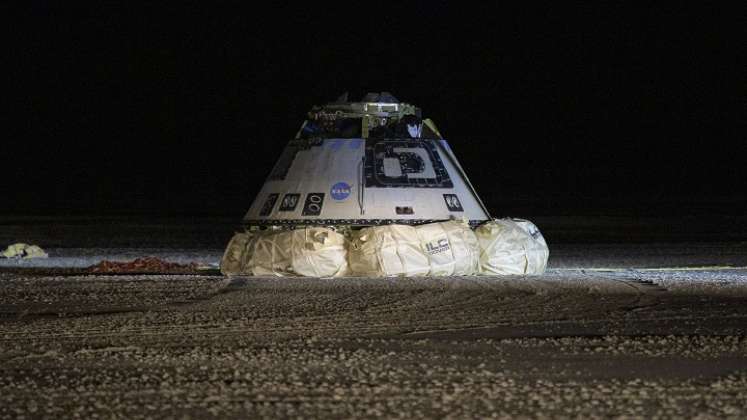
xmin=5 ymin=3 xmax=746 ymax=217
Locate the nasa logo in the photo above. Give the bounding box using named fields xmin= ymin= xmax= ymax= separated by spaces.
xmin=330 ymin=182 xmax=352 ymax=201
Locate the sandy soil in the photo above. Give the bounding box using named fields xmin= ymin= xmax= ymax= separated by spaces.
xmin=1 ymin=217 xmax=746 ymax=418
xmin=1 ymin=270 xmax=747 ymax=418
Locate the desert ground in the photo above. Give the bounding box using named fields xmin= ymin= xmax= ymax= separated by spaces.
xmin=1 ymin=216 xmax=746 ymax=418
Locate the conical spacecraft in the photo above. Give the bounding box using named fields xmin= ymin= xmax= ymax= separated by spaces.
xmin=242 ymin=92 xmax=491 ymax=228
xmin=222 ymin=93 xmax=550 ymax=277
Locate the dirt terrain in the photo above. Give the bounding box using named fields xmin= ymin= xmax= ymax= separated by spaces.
xmin=1 ymin=217 xmax=746 ymax=418
xmin=1 ymin=268 xmax=746 ymax=418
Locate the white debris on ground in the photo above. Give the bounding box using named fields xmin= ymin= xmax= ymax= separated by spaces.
xmin=0 ymin=248 xmax=222 ymax=268
xmin=1 ymin=243 xmax=48 ymax=259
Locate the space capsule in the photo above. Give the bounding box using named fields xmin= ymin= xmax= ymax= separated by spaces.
xmin=242 ymin=92 xmax=491 ymax=228
xmin=221 ymin=93 xmax=548 ymax=278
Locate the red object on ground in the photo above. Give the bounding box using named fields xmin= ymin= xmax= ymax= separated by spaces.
xmin=88 ymin=257 xmax=199 ymax=273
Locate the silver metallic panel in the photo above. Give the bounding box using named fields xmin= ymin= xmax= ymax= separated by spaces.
xmin=243 ymin=138 xmax=489 ymax=225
